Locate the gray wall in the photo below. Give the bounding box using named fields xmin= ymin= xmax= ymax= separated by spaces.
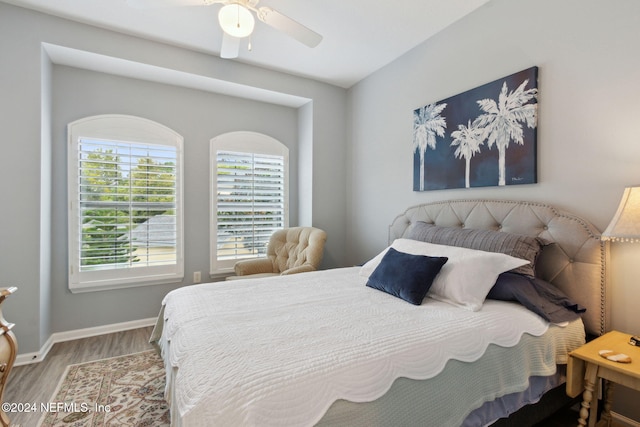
xmin=0 ymin=2 xmax=347 ymax=355
xmin=346 ymin=0 xmax=640 ymax=421
xmin=50 ymin=65 xmax=299 ymax=333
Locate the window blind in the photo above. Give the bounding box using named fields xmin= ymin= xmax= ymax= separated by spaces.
xmin=77 ymin=138 xmax=178 ymax=271
xmin=216 ymin=150 xmax=285 ymax=261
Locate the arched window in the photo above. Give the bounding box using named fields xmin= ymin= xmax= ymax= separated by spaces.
xmin=211 ymin=131 xmax=289 ymax=274
xmin=68 ymin=114 xmax=184 ymax=292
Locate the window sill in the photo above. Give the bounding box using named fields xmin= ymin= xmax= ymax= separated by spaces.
xmin=209 ymin=270 xmax=234 ymax=279
xmin=69 ymin=274 xmax=183 ymax=293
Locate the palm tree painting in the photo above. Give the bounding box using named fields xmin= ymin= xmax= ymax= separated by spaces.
xmin=413 ymin=67 xmax=538 ymax=191
xmin=475 ymin=79 xmax=538 ymax=186
xmin=412 ymin=103 xmax=447 ymax=191
xmin=450 ymin=119 xmax=484 ymax=188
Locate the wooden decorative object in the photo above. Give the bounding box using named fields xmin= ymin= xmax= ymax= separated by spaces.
xmin=0 ymin=287 xmax=17 ymax=427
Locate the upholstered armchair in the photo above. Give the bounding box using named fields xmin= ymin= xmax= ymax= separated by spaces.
xmin=229 ymin=227 xmax=327 ymax=280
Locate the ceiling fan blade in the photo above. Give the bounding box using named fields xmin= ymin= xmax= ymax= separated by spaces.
xmin=257 ymin=7 xmax=322 ymax=48
xmin=126 ymin=0 xmax=209 ymax=8
xmin=220 ymin=33 xmax=240 ymax=58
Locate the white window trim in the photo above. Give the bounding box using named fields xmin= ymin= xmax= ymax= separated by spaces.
xmin=68 ymin=114 xmax=184 ymax=293
xmin=210 ymin=131 xmax=289 ymax=275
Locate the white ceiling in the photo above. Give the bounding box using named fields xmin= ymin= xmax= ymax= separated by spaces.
xmin=3 ymin=0 xmax=490 ymax=88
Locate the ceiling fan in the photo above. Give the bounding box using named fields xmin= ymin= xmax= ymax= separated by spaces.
xmin=126 ymin=0 xmax=323 ymax=59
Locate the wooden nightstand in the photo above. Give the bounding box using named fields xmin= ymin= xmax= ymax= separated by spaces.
xmin=567 ymin=330 xmax=640 ymax=427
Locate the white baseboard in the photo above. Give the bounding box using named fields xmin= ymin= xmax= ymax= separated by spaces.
xmin=613 ymin=411 xmax=640 ymax=427
xmin=14 ymin=317 xmax=157 ymax=366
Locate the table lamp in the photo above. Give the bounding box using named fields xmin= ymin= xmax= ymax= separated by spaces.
xmin=602 ymin=186 xmax=640 ymax=242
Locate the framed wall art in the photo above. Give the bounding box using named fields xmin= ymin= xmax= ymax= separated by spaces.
xmin=413 ymin=66 xmax=538 ymax=191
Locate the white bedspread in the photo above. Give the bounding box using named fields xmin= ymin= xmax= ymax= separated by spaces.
xmin=156 ymin=267 xmax=570 ymax=427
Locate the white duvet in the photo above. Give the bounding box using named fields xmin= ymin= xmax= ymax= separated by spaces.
xmin=156 ymin=267 xmax=574 ymax=427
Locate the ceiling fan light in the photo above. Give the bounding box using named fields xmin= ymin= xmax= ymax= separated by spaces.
xmin=218 ymin=4 xmax=255 ymax=38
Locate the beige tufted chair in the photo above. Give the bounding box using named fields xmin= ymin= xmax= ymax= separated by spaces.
xmin=229 ymin=227 xmax=327 ymax=280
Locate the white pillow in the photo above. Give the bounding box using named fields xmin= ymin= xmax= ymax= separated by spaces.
xmin=360 ymin=239 xmax=529 ymax=311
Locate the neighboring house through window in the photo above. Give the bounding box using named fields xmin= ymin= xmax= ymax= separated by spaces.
xmin=211 ymin=131 xmax=289 ymax=274
xmin=68 ymin=114 xmax=184 ymax=292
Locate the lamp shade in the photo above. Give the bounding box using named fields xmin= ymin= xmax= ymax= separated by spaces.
xmin=602 ymin=186 xmax=640 ymax=242
xmin=218 ymin=4 xmax=255 ymax=38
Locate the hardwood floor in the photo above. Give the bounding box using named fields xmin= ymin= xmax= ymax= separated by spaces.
xmin=4 ymin=326 xmax=154 ymax=427
xmin=2 ymin=326 xmax=626 ymax=427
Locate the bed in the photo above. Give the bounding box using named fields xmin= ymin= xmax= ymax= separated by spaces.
xmin=150 ymin=199 xmax=609 ymax=427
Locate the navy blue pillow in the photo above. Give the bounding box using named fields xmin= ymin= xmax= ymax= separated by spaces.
xmin=366 ymin=247 xmax=448 ymax=305
xmin=487 ymin=272 xmax=586 ymax=323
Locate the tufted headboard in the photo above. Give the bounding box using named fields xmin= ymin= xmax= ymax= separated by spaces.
xmin=389 ymin=199 xmax=609 ymax=337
